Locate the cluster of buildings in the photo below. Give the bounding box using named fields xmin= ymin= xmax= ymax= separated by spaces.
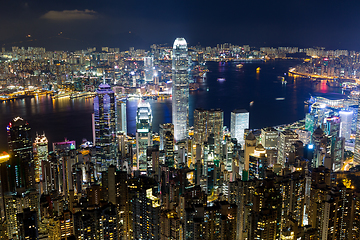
xmin=1 ymin=38 xmax=360 ymax=240
xmin=291 ymin=54 xmax=360 ymax=80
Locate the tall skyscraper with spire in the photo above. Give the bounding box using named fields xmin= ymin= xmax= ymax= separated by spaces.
xmin=94 ymin=83 xmax=117 ymax=171
xmin=172 ymin=38 xmax=189 ymax=141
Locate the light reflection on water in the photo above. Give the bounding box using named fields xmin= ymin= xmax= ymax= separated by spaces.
xmin=0 ymin=60 xmax=342 ymax=151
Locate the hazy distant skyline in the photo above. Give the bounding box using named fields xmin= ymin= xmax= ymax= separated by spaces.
xmin=1 ymin=0 xmax=359 ymax=51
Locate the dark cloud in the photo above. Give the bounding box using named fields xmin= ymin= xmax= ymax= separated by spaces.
xmin=41 ymin=9 xmax=98 ymax=21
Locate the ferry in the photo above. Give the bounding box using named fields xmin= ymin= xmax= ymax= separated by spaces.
xmin=236 ymin=64 xmax=243 ymax=68
xmin=52 ymin=92 xmax=71 ymax=99
xmin=276 ymin=98 xmax=285 ymax=101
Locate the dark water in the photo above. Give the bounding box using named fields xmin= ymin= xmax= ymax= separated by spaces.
xmin=0 ymin=60 xmax=341 ymax=152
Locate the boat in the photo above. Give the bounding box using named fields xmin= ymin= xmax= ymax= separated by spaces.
xmin=217 ymin=78 xmax=225 ymax=82
xmin=52 ymin=92 xmax=71 ymax=99
xmin=250 ymin=101 xmax=254 ymax=106
xmin=256 ymin=67 xmax=261 ymax=71
xmin=236 ymin=64 xmax=243 ymax=68
xmin=276 ymin=98 xmax=285 ymax=101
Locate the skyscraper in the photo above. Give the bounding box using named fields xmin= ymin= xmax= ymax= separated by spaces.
xmin=7 ymin=117 xmax=33 ymax=190
xmin=354 ymin=104 xmax=360 ymax=163
xmin=159 ymin=123 xmax=174 ymax=151
xmin=339 ymin=110 xmax=352 ymax=141
xmin=94 ymin=83 xmax=117 ymax=170
xmin=116 ymin=100 xmax=127 ymax=134
xmin=194 ymin=108 xmax=224 ymax=156
xmin=144 ymin=56 xmax=154 ymax=83
xmin=172 ymin=38 xmax=189 ymax=142
xmin=260 ymin=127 xmax=278 ymax=149
xmin=230 ymin=109 xmax=249 ymax=148
xmin=33 ymin=133 xmax=48 ymax=184
xmin=277 ymin=129 xmax=298 ymax=166
xmin=136 ymin=102 xmax=152 ymax=172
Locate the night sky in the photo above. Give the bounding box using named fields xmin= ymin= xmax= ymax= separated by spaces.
xmin=0 ymin=0 xmax=359 ymax=51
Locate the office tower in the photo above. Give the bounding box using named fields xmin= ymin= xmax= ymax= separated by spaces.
xmin=136 ymin=102 xmax=152 ymax=172
xmin=277 ymin=129 xmax=298 ymax=166
xmin=194 ymin=109 xmax=224 ymax=156
xmin=305 ymin=113 xmax=315 ymax=134
xmin=249 ymin=144 xmax=268 ymax=180
xmin=295 ymin=129 xmax=311 ymax=145
xmin=354 ymin=104 xmax=360 ymax=163
xmin=312 ymin=127 xmax=327 ymax=168
xmin=172 ymin=38 xmax=189 ymax=141
xmin=160 ymin=123 xmax=174 ymax=151
xmin=339 ymin=110 xmax=352 ymax=140
xmin=117 ymin=132 xmax=128 ymax=164
xmin=260 ymin=127 xmax=278 ymax=149
xmin=230 ymin=109 xmax=249 ymax=148
xmin=117 ymin=100 xmax=127 ymax=134
xmin=94 ymin=83 xmax=117 ymax=170
xmin=324 ymin=116 xmax=344 ymax=170
xmin=33 ymin=133 xmax=48 ymax=184
xmin=147 ymin=145 xmax=160 ymax=178
xmin=7 ymin=117 xmax=33 ymax=190
xmin=244 ymin=132 xmax=257 ymax=173
xmin=144 ymin=56 xmax=154 ymax=83
xmin=324 ymin=116 xmax=340 ymax=137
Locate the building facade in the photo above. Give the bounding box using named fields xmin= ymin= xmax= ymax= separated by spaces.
xmin=172 ymin=38 xmax=189 ymax=142
xmin=94 ymin=83 xmax=117 ymax=170
xmin=230 ymin=109 xmax=249 ymax=149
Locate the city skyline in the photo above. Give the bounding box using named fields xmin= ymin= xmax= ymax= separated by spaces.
xmin=1 ymin=30 xmax=360 ymax=238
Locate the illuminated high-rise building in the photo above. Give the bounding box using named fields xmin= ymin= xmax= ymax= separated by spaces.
xmin=354 ymin=105 xmax=360 ymax=163
xmin=136 ymin=102 xmax=152 ymax=172
xmin=33 ymin=133 xmax=48 ymax=185
xmin=144 ymin=56 xmax=154 ymax=83
xmin=130 ymin=177 xmax=160 ymax=240
xmin=230 ymin=109 xmax=249 ymax=148
xmin=164 ymin=131 xmax=175 ymax=168
xmin=339 ymin=110 xmax=352 ymax=141
xmin=116 ymin=100 xmax=127 ymax=134
xmin=159 ymin=123 xmax=174 ymax=151
xmin=324 ymin=116 xmax=340 ymax=137
xmin=260 ymin=127 xmax=278 ymax=149
xmin=277 ymin=129 xmax=298 ymax=166
xmin=172 ymin=38 xmax=189 ymax=141
xmin=94 ymin=83 xmax=117 ymax=170
xmin=194 ymin=108 xmax=223 ymax=156
xmin=7 ymin=117 xmax=33 ymax=190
